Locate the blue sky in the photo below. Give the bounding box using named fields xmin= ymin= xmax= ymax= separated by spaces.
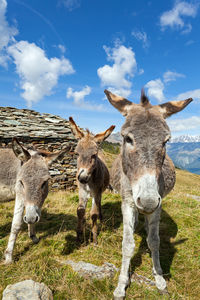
xmin=0 ymin=0 xmax=200 ymax=136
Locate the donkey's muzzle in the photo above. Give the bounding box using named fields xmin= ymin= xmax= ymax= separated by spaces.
xmin=132 ymin=173 xmax=161 ymax=214
xmin=136 ymin=196 xmax=161 ymax=214
xmin=23 ymin=205 xmax=41 ymax=224
xmin=78 ymin=169 xmax=89 ymax=184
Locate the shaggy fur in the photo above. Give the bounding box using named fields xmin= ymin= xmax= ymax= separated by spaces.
xmin=69 ymin=117 xmax=115 ymax=243
xmin=105 ymin=89 xmax=192 ymax=299
xmin=0 ymin=138 xmax=69 ymax=264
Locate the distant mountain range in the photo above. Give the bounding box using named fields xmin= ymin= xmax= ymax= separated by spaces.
xmin=170 ymin=135 xmax=200 ymax=143
xmin=107 ymin=133 xmax=200 ymax=175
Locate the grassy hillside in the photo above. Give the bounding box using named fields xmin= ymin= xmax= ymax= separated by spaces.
xmin=0 ymin=168 xmax=199 ymax=299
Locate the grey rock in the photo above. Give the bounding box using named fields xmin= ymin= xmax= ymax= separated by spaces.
xmin=131 ymin=273 xmax=156 ymax=289
xmin=45 ymin=117 xmax=62 ymax=123
xmin=49 ymin=169 xmax=61 ymax=175
xmin=3 ymin=120 xmax=21 ymax=126
xmin=62 ymin=260 xmax=119 ymax=279
xmin=186 ymin=194 xmax=200 ymax=202
xmin=2 ymin=279 xmax=53 ymax=300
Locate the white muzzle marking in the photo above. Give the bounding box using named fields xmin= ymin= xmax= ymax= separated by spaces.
xmin=23 ymin=205 xmax=41 ymax=224
xmin=132 ymin=173 xmax=161 ymax=214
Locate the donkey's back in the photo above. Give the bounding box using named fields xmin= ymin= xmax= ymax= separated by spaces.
xmin=0 ymin=148 xmax=20 ymax=202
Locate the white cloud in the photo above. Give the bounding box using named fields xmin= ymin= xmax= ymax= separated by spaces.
xmin=163 ymin=70 xmax=185 ymax=83
xmin=176 ymin=89 xmax=200 ymax=101
xmin=145 ymin=78 xmax=165 ymax=102
xmin=145 ymin=69 xmax=186 ymax=103
xmin=185 ymin=39 xmax=194 ymax=46
xmin=131 ymin=30 xmax=149 ymax=48
xmin=66 ymin=85 xmax=105 ymax=111
xmin=181 ymin=23 xmax=192 ymax=34
xmin=160 ymin=1 xmax=198 ymax=33
xmin=167 ymin=116 xmax=200 ymax=132
xmin=59 ymin=0 xmax=81 ymax=11
xmin=97 ymin=44 xmax=137 ymax=97
xmin=138 ymin=68 xmax=144 ymax=75
xmin=58 ymin=44 xmax=66 ymax=53
xmin=0 ymin=0 xmax=18 ymax=67
xmin=8 ymin=41 xmax=75 ymax=107
xmin=66 ymin=85 xmax=91 ymax=105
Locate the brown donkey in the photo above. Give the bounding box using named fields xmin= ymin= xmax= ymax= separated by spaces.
xmin=0 ymin=138 xmax=70 ymax=264
xmin=105 ymin=89 xmax=192 ymax=299
xmin=69 ymin=117 xmax=115 ymax=243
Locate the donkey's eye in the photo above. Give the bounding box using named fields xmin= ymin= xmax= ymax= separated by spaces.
xmin=163 ymin=137 xmax=170 ymax=147
xmin=124 ymin=136 xmax=133 ymax=145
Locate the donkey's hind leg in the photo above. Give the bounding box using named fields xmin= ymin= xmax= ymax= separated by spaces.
xmin=77 ymin=184 xmax=89 ymax=242
xmin=90 ymin=193 xmax=101 ymax=244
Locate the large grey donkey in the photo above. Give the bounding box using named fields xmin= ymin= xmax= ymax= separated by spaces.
xmin=69 ymin=117 xmax=115 ymax=244
xmin=0 ymin=138 xmax=70 ymax=264
xmin=104 ymin=89 xmax=193 ymax=299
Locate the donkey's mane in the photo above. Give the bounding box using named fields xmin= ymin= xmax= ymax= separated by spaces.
xmin=140 ymin=89 xmax=151 ymax=107
xmin=85 ymin=128 xmax=95 ymax=139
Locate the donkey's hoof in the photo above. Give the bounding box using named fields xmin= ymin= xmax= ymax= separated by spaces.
xmin=113 ymin=295 xmax=125 ymax=300
xmin=93 ymin=240 xmax=98 ymax=246
xmin=158 ymin=287 xmax=169 ymax=295
xmin=31 ymin=236 xmax=39 ymax=244
xmin=155 ymin=274 xmax=167 ymax=291
xmin=113 ymin=297 xmax=125 ymax=300
xmin=113 ymin=287 xmax=125 ymax=300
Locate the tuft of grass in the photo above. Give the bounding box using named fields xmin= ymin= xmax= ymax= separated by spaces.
xmin=0 ymin=169 xmax=200 ymax=299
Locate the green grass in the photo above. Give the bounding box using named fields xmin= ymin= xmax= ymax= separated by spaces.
xmin=0 ymin=169 xmax=200 ymax=299
xmin=101 ymin=141 xmax=120 ymax=155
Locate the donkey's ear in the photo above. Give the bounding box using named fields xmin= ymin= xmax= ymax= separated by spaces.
xmin=94 ymin=125 xmax=115 ymax=144
xmin=158 ymin=98 xmax=193 ymax=118
xmin=38 ymin=145 xmax=71 ymax=166
xmin=104 ymin=90 xmax=133 ymax=116
xmin=69 ymin=117 xmax=84 ymax=139
xmin=12 ymin=138 xmax=31 ymax=162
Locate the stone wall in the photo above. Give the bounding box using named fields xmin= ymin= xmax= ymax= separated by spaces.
xmin=0 ymin=106 xmax=78 ymax=191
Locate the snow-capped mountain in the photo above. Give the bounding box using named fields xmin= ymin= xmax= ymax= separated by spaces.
xmin=108 ymin=133 xmax=200 ymax=144
xmin=170 ymin=135 xmax=200 ymax=143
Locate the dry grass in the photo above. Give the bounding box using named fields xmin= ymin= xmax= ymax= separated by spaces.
xmin=0 ymin=168 xmax=200 ymax=299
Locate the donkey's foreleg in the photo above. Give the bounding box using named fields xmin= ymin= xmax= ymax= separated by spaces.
xmin=28 ymin=224 xmax=39 ymax=244
xmin=4 ymin=197 xmax=24 ymax=264
xmin=90 ymin=193 xmax=101 ymax=244
xmin=114 ymin=202 xmax=135 ymax=300
xmin=146 ymin=207 xmax=167 ymax=292
xmin=77 ymin=185 xmax=89 ymax=241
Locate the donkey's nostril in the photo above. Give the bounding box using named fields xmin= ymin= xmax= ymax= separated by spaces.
xmin=136 ymin=197 xmax=143 ymax=210
xmin=79 ymin=177 xmax=88 ymax=184
xmin=137 ymin=197 xmax=141 ymax=206
xmin=23 ymin=215 xmax=27 ymax=223
xmin=36 ymin=214 xmax=40 ymax=223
